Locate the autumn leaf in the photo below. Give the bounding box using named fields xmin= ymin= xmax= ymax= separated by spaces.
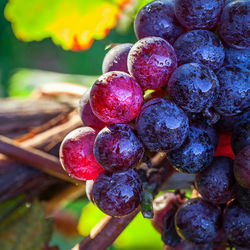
xmin=4 ymin=0 xmax=132 ymax=51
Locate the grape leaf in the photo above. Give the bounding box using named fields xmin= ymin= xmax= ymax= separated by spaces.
xmin=4 ymin=0 xmax=131 ymax=50
xmin=0 ymin=200 xmax=53 ymax=250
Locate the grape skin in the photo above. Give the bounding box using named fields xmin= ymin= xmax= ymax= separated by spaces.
xmin=173 ymin=30 xmax=225 ymax=70
xmin=219 ymin=0 xmax=250 ymax=49
xmin=78 ymin=89 xmax=106 ymax=129
xmin=134 ymin=0 xmax=185 ymax=44
xmin=231 ymin=119 xmax=250 ymax=155
xmin=59 ymin=127 xmax=103 ymax=181
xmin=233 ymin=145 xmax=250 ymax=189
xmin=213 ymin=65 xmax=250 ymax=116
xmin=136 ymin=98 xmax=189 ymax=152
xmin=223 ymin=200 xmax=250 ymax=248
xmin=224 ymin=47 xmax=250 ymax=69
xmin=191 ymin=122 xmax=219 ymax=148
xmin=93 ymin=124 xmax=144 ymax=172
xmin=167 ymin=126 xmax=215 ymax=174
xmin=102 ymin=43 xmax=132 ymax=74
xmin=216 ymin=111 xmax=249 ymax=132
xmin=235 ymin=183 xmax=250 ymax=212
xmin=128 ymin=37 xmax=177 ymax=89
xmin=175 ymin=198 xmax=221 ymax=244
xmin=195 ymin=156 xmax=236 ymax=204
xmin=174 ymin=0 xmax=223 ymax=30
xmin=90 ymin=71 xmax=143 ymax=124
xmin=168 ymin=63 xmax=219 ymax=114
xmin=92 ymin=169 xmax=142 ymax=217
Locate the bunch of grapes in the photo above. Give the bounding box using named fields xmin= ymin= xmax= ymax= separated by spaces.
xmin=60 ymin=0 xmax=249 ymax=248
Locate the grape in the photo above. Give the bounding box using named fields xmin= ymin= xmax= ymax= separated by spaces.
xmin=127 ymin=37 xmax=177 ymax=89
xmin=92 ymin=169 xmax=142 ymax=217
xmin=136 ymin=98 xmax=189 ymax=152
xmin=168 ymin=63 xmax=219 ymax=114
xmin=175 ymin=198 xmax=221 ymax=244
xmin=235 ymin=183 xmax=250 ymax=212
xmin=93 ymin=124 xmax=144 ymax=172
xmin=223 ymin=200 xmax=250 ymax=248
xmin=216 ymin=111 xmax=249 ymax=132
xmin=162 ymin=203 xmax=183 ymax=247
xmin=219 ymin=0 xmax=250 ymax=49
xmin=59 ymin=127 xmax=103 ymax=181
xmin=151 ymin=192 xmax=186 ymax=233
xmin=224 ymin=47 xmax=250 ymax=68
xmin=174 ymin=0 xmax=223 ymax=30
xmin=213 ymin=65 xmax=250 ymax=116
xmin=195 ymin=156 xmax=236 ymax=204
xmin=167 ymin=126 xmax=215 ymax=173
xmin=231 ymin=119 xmax=250 ymax=155
xmin=90 ymin=71 xmax=143 ymax=124
xmin=134 ymin=0 xmax=185 ymax=44
xmin=234 ymin=145 xmax=250 ymax=189
xmin=173 ymin=30 xmax=225 ymax=70
xmin=102 ymin=43 xmax=132 ymax=74
xmin=191 ymin=122 xmax=219 ymax=148
xmin=86 ymin=180 xmax=94 ymax=203
xmin=78 ymin=89 xmax=106 ymax=129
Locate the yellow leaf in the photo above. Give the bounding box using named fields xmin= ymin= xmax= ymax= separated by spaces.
xmin=4 ymin=0 xmax=132 ymax=50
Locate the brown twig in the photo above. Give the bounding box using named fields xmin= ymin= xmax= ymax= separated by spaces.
xmin=33 ymin=82 xmax=89 ymax=98
xmin=20 ymin=110 xmax=82 ymax=149
xmin=0 ymin=135 xmax=80 ymax=184
xmin=75 ymin=155 xmax=175 ymax=250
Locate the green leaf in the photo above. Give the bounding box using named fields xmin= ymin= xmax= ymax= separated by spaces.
xmin=4 ymin=0 xmax=132 ymax=51
xmin=0 ymin=201 xmax=53 ymax=250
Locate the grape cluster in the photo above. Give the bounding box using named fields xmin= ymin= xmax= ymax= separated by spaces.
xmin=60 ymin=0 xmax=249 ymax=247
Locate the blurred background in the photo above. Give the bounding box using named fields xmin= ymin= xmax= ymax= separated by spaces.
xmin=0 ymin=1 xmax=192 ymax=249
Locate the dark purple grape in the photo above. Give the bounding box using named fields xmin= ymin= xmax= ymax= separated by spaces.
xmin=92 ymin=169 xmax=142 ymax=217
xmin=223 ymin=200 xmax=250 ymax=248
xmin=102 ymin=43 xmax=132 ymax=74
xmin=195 ymin=156 xmax=236 ymax=204
xmin=234 ymin=145 xmax=250 ymax=189
xmin=136 ymin=98 xmax=189 ymax=152
xmin=219 ymin=0 xmax=250 ymax=49
xmin=134 ymin=0 xmax=185 ymax=44
xmin=78 ymin=89 xmax=106 ymax=129
xmin=174 ymin=0 xmax=223 ymax=30
xmin=175 ymin=198 xmax=221 ymax=244
xmin=167 ymin=126 xmax=215 ymax=173
xmin=235 ymin=183 xmax=250 ymax=212
xmin=216 ymin=111 xmax=249 ymax=132
xmin=93 ymin=124 xmax=144 ymax=172
xmin=173 ymin=30 xmax=225 ymax=70
xmin=127 ymin=37 xmax=177 ymax=89
xmin=191 ymin=122 xmax=219 ymax=148
xmin=86 ymin=180 xmax=94 ymax=203
xmin=231 ymin=119 xmax=250 ymax=155
xmin=168 ymin=63 xmax=219 ymax=114
xmin=162 ymin=203 xmax=183 ymax=247
xmin=224 ymin=47 xmax=250 ymax=68
xmin=213 ymin=65 xmax=250 ymax=116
